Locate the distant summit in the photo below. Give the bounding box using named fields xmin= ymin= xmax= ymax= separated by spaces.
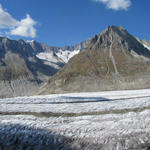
xmin=39 ymin=26 xmax=150 ymax=94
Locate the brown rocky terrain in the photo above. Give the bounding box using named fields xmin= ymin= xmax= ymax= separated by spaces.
xmin=39 ymin=26 xmax=150 ymax=94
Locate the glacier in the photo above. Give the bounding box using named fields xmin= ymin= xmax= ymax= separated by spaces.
xmin=1 ymin=89 xmax=150 ymax=149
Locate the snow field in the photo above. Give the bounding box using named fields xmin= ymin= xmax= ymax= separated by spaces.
xmin=1 ymin=89 xmax=150 ymax=113
xmin=1 ymin=89 xmax=150 ymax=149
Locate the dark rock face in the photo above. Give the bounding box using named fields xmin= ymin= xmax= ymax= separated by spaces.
xmin=2 ymin=38 xmax=60 ymax=79
xmin=29 ymin=40 xmax=61 ymax=53
xmin=39 ymin=26 xmax=150 ymax=94
xmin=71 ymin=38 xmax=91 ymax=51
xmin=29 ymin=38 xmax=90 ymax=53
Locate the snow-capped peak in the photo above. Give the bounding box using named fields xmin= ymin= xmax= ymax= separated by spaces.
xmin=26 ymin=40 xmax=35 ymax=43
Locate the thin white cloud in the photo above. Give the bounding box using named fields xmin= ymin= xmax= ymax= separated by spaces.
xmin=94 ymin=0 xmax=131 ymax=10
xmin=0 ymin=4 xmax=37 ymax=38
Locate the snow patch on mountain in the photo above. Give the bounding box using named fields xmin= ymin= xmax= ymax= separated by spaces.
xmin=27 ymin=38 xmax=90 ymax=64
xmin=143 ymin=43 xmax=150 ymax=50
xmin=36 ymin=52 xmax=63 ymax=63
xmin=36 ymin=52 xmax=65 ymax=69
xmin=56 ymin=49 xmax=80 ymax=63
xmin=36 ymin=49 xmax=80 ymax=65
xmin=139 ymin=39 xmax=150 ymax=51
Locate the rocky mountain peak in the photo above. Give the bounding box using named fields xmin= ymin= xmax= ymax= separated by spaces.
xmin=87 ymin=26 xmax=150 ymax=58
xmin=106 ymin=25 xmax=125 ymax=32
xmin=18 ymin=39 xmax=26 ymax=44
xmin=0 ymin=37 xmax=10 ymax=44
xmin=90 ymin=26 xmax=128 ymax=46
xmin=39 ymin=26 xmax=150 ymax=94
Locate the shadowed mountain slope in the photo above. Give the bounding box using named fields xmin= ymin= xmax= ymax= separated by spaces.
xmin=0 ymin=36 xmax=90 ymax=98
xmin=39 ymin=26 xmax=150 ymax=94
xmin=0 ymin=37 xmax=61 ymax=98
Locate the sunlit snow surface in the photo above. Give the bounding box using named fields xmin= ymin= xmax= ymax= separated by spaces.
xmin=56 ymin=49 xmax=80 ymax=63
xmin=143 ymin=43 xmax=150 ymax=50
xmin=36 ymin=52 xmax=60 ymax=63
xmin=36 ymin=49 xmax=80 ymax=65
xmin=1 ymin=89 xmax=150 ymax=149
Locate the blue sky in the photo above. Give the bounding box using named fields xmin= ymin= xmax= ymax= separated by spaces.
xmin=0 ymin=0 xmax=150 ymax=47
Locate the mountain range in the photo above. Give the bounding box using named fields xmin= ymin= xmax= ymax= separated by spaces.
xmin=39 ymin=26 xmax=150 ymax=94
xmin=0 ymin=26 xmax=150 ymax=97
xmin=0 ymin=36 xmax=89 ymax=97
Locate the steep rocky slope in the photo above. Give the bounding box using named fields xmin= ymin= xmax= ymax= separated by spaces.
xmin=39 ymin=26 xmax=150 ymax=94
xmin=0 ymin=37 xmax=61 ymax=98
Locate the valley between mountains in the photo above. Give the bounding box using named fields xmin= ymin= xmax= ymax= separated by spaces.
xmin=1 ymin=26 xmax=150 ymax=97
